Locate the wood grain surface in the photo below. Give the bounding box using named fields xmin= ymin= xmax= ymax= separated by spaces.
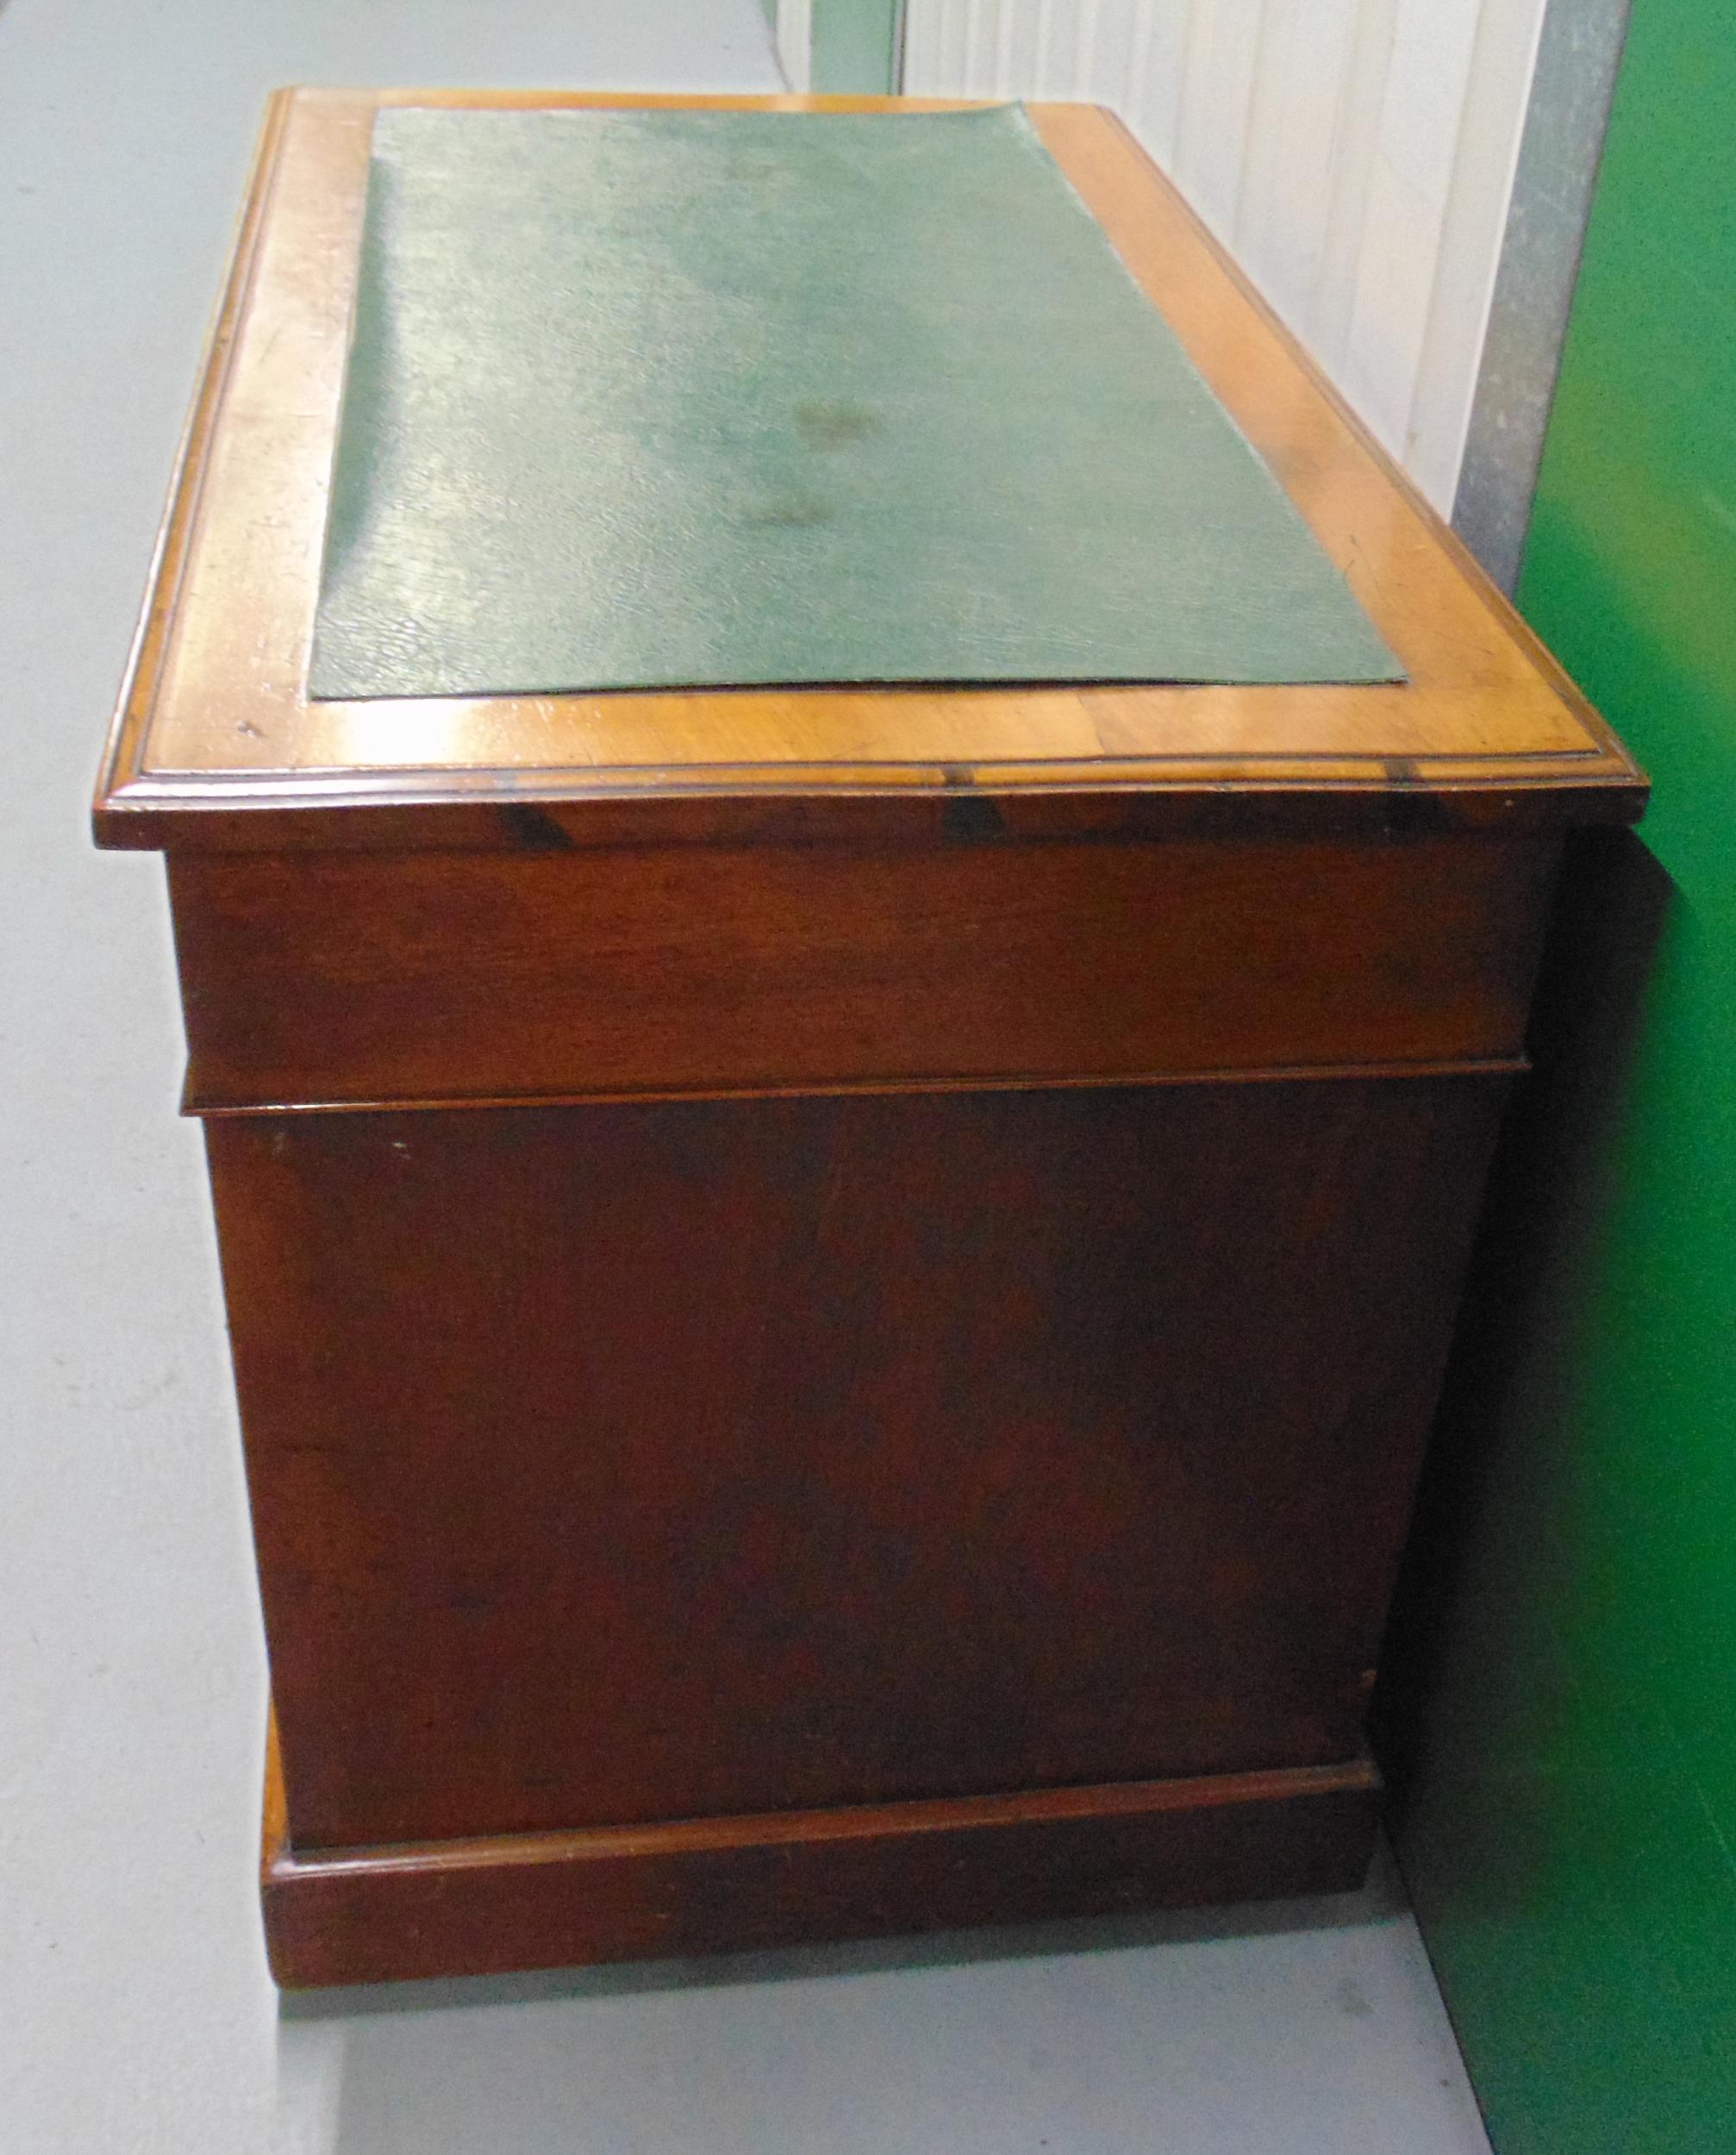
xmin=210 ymin=1078 xmax=1504 ymax=1852
xmin=171 ymin=834 xmax=1557 ymax=1111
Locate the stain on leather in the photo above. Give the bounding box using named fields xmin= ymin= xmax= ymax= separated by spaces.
xmin=745 ymin=497 xmax=835 ymax=528
xmin=795 ymin=401 xmax=881 ymax=451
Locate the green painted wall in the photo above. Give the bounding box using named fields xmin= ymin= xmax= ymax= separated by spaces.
xmin=1390 ymin=2 xmax=1736 ymax=2149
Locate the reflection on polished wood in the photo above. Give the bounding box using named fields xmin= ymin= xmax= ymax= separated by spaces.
xmin=92 ymin=89 xmax=1643 ymax=852
xmin=93 ymin=91 xmax=1645 ymax=1989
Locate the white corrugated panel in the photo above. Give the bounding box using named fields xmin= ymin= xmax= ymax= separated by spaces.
xmin=902 ymin=0 xmax=1546 ymax=512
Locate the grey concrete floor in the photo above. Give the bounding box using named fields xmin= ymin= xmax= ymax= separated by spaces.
xmin=0 ymin=2 xmax=1490 ymax=2149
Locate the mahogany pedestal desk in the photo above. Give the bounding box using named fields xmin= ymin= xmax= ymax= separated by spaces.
xmin=93 ymin=89 xmax=1645 ymax=1989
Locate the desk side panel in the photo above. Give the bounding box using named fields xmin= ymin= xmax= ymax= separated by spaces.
xmin=208 ymin=1077 xmax=1506 ymax=1852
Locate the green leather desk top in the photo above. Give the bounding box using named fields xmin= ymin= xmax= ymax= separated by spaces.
xmin=309 ymin=104 xmax=1400 ymax=699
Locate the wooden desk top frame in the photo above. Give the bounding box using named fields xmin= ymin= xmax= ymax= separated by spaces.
xmin=92 ymin=88 xmax=1645 ymax=856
